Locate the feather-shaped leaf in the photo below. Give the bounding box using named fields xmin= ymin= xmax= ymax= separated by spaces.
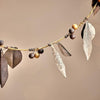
xmin=51 ymin=45 xmax=67 ymax=78
xmin=82 ymin=21 xmax=96 ymax=60
xmin=57 ymin=42 xmax=71 ymax=57
xmin=4 ymin=48 xmax=22 ymax=68
xmin=0 ymin=49 xmax=8 ymax=88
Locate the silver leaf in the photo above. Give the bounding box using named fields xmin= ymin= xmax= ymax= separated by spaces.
xmin=83 ymin=21 xmax=96 ymax=60
xmin=51 ymin=45 xmax=67 ymax=78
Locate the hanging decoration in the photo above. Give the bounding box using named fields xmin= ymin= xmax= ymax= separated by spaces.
xmin=4 ymin=47 xmax=22 ymax=68
xmin=0 ymin=0 xmax=99 ymax=88
xmin=81 ymin=21 xmax=96 ymax=60
xmin=51 ymin=44 xmax=67 ymax=78
xmin=57 ymin=42 xmax=71 ymax=57
xmin=0 ymin=49 xmax=8 ymax=88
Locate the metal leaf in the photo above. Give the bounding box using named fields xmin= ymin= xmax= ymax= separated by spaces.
xmin=4 ymin=48 xmax=22 ymax=68
xmin=57 ymin=42 xmax=71 ymax=57
xmin=0 ymin=49 xmax=8 ymax=88
xmin=83 ymin=21 xmax=96 ymax=60
xmin=51 ymin=45 xmax=67 ymax=78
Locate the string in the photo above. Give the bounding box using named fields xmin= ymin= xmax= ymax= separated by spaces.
xmin=1 ymin=3 xmax=97 ymax=51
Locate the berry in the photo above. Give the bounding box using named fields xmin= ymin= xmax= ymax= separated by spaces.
xmin=38 ymin=49 xmax=44 ymax=54
xmin=72 ymin=24 xmax=78 ymax=30
xmin=69 ymin=28 xmax=75 ymax=34
xmin=34 ymin=52 xmax=40 ymax=58
xmin=70 ymin=34 xmax=76 ymax=39
xmin=29 ymin=53 xmax=34 ymax=59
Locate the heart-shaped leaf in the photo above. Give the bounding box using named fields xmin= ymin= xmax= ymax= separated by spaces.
xmin=0 ymin=49 xmax=8 ymax=88
xmin=4 ymin=48 xmax=22 ymax=68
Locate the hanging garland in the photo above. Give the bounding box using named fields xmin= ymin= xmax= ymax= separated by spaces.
xmin=0 ymin=0 xmax=100 ymax=88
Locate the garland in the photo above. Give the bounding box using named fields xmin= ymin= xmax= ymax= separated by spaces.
xmin=0 ymin=0 xmax=100 ymax=88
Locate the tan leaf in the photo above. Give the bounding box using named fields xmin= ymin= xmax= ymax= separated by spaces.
xmin=4 ymin=48 xmax=22 ymax=68
xmin=0 ymin=49 xmax=8 ymax=88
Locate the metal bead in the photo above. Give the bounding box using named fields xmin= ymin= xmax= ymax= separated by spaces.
xmin=72 ymin=24 xmax=78 ymax=30
xmin=65 ymin=34 xmax=68 ymax=38
xmin=4 ymin=46 xmax=8 ymax=49
xmin=34 ymin=52 xmax=40 ymax=58
xmin=29 ymin=48 xmax=35 ymax=51
xmin=29 ymin=53 xmax=34 ymax=59
xmin=70 ymin=34 xmax=76 ymax=39
xmin=0 ymin=40 xmax=4 ymax=46
xmin=83 ymin=17 xmax=88 ymax=22
xmin=69 ymin=28 xmax=75 ymax=34
xmin=48 ymin=44 xmax=51 ymax=46
xmin=38 ymin=49 xmax=44 ymax=54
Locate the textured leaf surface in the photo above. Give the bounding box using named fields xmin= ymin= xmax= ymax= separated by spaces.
xmin=82 ymin=21 xmax=96 ymax=60
xmin=4 ymin=48 xmax=22 ymax=68
xmin=51 ymin=45 xmax=67 ymax=78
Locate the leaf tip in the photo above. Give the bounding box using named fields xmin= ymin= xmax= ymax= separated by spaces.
xmin=62 ymin=71 xmax=67 ymax=78
xmin=64 ymin=75 xmax=67 ymax=78
xmin=86 ymin=56 xmax=90 ymax=61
